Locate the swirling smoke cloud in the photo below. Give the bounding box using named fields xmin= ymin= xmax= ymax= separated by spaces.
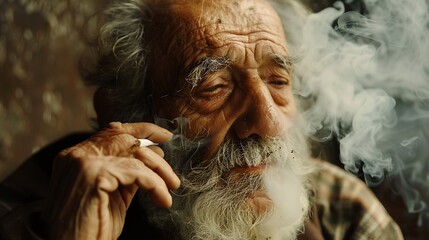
xmin=294 ymin=0 xmax=429 ymax=222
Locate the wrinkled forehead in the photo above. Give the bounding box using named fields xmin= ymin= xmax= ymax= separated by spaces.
xmin=152 ymin=0 xmax=287 ymax=64
xmin=169 ymin=0 xmax=285 ymax=30
xmin=149 ymin=0 xmax=288 ymax=97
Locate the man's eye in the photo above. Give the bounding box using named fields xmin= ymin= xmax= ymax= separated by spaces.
xmin=196 ymin=83 xmax=231 ymax=100
xmin=269 ymin=79 xmax=289 ymax=87
xmin=201 ymin=84 xmax=225 ymax=94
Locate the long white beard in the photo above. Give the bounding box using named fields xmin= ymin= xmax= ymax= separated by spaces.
xmin=149 ymin=121 xmax=314 ymax=240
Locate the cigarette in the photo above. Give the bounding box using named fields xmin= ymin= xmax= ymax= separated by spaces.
xmin=138 ymin=138 xmax=158 ymax=147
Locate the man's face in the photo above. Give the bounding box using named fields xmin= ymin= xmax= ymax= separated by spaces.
xmin=147 ymin=0 xmax=308 ymax=239
xmin=149 ymin=1 xmax=310 ymax=239
xmin=153 ymin=0 xmax=297 ymax=158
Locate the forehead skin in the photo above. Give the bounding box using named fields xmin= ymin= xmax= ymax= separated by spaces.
xmin=151 ymin=0 xmax=289 ymax=97
xmin=170 ymin=0 xmax=287 ymax=64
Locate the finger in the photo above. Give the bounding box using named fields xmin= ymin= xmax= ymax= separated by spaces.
xmin=119 ymin=185 xmax=139 ymax=207
xmin=108 ymin=122 xmax=173 ymax=144
xmin=147 ymin=145 xmax=164 ymax=158
xmin=100 ymin=157 xmax=173 ymax=208
xmin=135 ymin=169 xmax=173 ymax=208
xmin=134 ymin=147 xmax=180 ymax=190
xmin=147 ymin=181 xmax=173 ymax=208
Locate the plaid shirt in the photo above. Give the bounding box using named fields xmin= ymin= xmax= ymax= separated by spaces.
xmin=313 ymin=160 xmax=403 ymax=240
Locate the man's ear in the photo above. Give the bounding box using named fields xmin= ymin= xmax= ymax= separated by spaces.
xmin=93 ymin=88 xmax=114 ymax=128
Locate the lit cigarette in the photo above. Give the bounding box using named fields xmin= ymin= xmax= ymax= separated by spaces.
xmin=138 ymin=138 xmax=158 ymax=147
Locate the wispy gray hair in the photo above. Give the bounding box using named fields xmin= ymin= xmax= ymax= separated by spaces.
xmin=82 ymin=0 xmax=154 ymax=125
xmin=81 ymin=0 xmax=310 ymax=126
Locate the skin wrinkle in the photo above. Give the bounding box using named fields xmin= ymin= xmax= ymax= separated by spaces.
xmin=178 ymin=30 xmax=286 ymax=70
xmin=197 ymin=0 xmax=206 ymax=26
xmin=159 ymin=0 xmax=285 ymax=69
xmin=185 ymin=41 xmax=288 ymax=78
xmin=209 ymin=24 xmax=280 ymax=39
xmin=220 ymin=109 xmax=230 ymax=131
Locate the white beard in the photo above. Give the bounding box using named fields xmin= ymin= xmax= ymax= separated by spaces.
xmin=148 ymin=119 xmax=314 ymax=240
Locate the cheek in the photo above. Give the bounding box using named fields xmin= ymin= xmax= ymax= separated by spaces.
xmin=180 ymin=91 xmax=241 ymax=137
xmin=267 ymin=84 xmax=292 ymax=105
xmin=269 ymin=88 xmax=296 ymax=116
xmin=181 ymin=110 xmax=230 ymax=139
xmin=285 ymin=94 xmax=297 ymax=117
xmin=185 ymin=115 xmax=233 ymax=158
xmin=179 ymin=105 xmax=239 ymax=157
xmin=155 ymin=94 xmax=231 ymax=138
xmin=192 ymin=95 xmax=229 ymax=114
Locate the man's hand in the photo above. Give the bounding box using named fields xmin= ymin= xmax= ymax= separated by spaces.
xmin=41 ymin=122 xmax=180 ymax=239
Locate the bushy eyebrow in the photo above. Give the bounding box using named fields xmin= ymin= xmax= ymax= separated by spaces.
xmin=271 ymin=54 xmax=294 ymax=72
xmin=185 ymin=56 xmax=231 ymax=87
xmin=184 ymin=54 xmax=292 ymax=87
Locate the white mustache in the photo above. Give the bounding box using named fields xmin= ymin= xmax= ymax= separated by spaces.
xmin=180 ymin=137 xmax=292 ymax=178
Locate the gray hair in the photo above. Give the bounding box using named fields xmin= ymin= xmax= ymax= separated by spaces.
xmin=82 ymin=0 xmax=154 ymax=125
xmin=82 ymin=0 xmax=310 ymax=126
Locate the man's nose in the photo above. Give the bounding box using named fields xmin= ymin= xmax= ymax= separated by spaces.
xmin=233 ymin=82 xmax=287 ymax=139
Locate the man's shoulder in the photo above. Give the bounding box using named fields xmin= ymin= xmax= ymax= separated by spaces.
xmin=311 ymin=159 xmax=403 ymax=240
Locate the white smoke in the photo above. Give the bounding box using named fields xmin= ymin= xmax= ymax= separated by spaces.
xmin=293 ymin=0 xmax=429 ymax=225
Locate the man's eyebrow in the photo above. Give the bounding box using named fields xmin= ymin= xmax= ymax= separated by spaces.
xmin=271 ymin=54 xmax=294 ymax=72
xmin=185 ymin=56 xmax=231 ymax=87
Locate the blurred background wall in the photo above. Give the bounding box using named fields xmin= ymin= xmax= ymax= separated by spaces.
xmin=0 ymin=0 xmax=109 ymax=181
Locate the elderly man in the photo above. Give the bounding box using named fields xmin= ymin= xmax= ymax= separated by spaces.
xmin=0 ymin=0 xmax=403 ymax=239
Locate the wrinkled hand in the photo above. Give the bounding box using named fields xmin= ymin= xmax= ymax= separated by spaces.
xmin=42 ymin=122 xmax=180 ymax=240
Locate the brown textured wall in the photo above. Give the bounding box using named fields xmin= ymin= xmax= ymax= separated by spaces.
xmin=0 ymin=0 xmax=109 ymax=180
